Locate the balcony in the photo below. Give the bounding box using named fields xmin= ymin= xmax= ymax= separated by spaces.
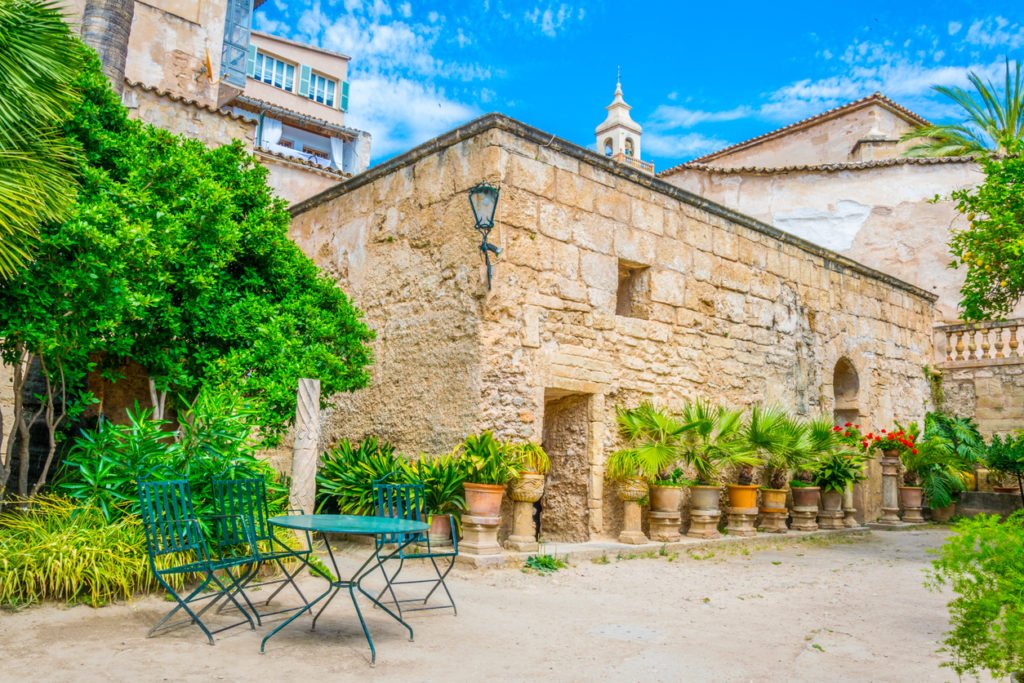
xmin=935 ymin=318 xmax=1024 ymax=368
xmin=611 ymin=152 xmax=654 ymax=174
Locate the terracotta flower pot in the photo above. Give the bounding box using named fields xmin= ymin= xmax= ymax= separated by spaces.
xmin=994 ymin=486 xmax=1019 ymax=494
xmin=509 ymin=473 xmax=546 ymax=502
xmin=688 ymin=485 xmax=721 ymax=511
xmin=617 ymin=477 xmax=648 ymax=502
xmin=649 ymin=485 xmax=683 ymax=512
xmin=929 ymin=502 xmax=956 ymax=522
xmin=821 ymin=489 xmax=843 ymax=512
xmin=881 ymin=448 xmax=900 ymax=459
xmin=464 ymin=482 xmax=505 ymax=516
xmin=725 ymin=483 xmax=758 ymax=509
xmin=790 ymin=486 xmax=820 ymax=507
xmin=898 ymin=486 xmax=924 ymax=508
xmin=759 ymin=488 xmax=787 ymax=512
xmin=428 ymin=514 xmax=452 ymax=542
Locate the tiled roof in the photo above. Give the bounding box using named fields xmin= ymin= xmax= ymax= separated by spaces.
xmin=657 ymin=93 xmax=932 ymax=176
xmin=124 ymin=80 xmax=252 ymax=123
xmin=672 ymin=155 xmax=978 ymax=175
xmin=254 ymin=146 xmax=351 ymax=178
xmin=232 ymin=95 xmax=365 ymax=139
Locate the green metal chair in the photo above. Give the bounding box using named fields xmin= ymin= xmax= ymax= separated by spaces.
xmin=372 ymin=472 xmax=458 ymax=618
xmin=137 ymin=465 xmax=259 ymax=644
xmin=210 ymin=465 xmax=313 ymax=624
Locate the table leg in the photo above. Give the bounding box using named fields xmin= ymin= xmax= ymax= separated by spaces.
xmin=260 ymin=531 xmax=337 ymax=654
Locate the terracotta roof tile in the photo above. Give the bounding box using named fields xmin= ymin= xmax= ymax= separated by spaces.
xmin=657 ymin=93 xmax=932 ymax=176
xmin=254 ymin=146 xmax=351 ymax=178
xmin=124 ymin=79 xmax=252 ymax=123
xmin=669 ymin=155 xmax=978 ymax=175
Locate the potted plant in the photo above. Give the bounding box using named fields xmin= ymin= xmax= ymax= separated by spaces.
xmin=677 ymin=398 xmax=760 ymax=538
xmin=505 ymin=442 xmax=550 ymax=551
xmin=813 ymin=450 xmax=870 ymax=527
xmin=404 ymin=452 xmax=466 ymax=542
xmin=460 ymin=431 xmax=520 ymax=516
xmin=612 ymin=403 xmax=692 ymax=512
xmin=739 ymin=405 xmax=797 ymax=513
xmin=987 ymin=433 xmax=1024 ymax=505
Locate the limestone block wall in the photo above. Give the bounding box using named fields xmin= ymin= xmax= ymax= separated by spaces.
xmin=942 ymin=361 xmax=1024 ymax=436
xmin=289 ymin=114 xmax=936 ymax=536
xmin=665 ymin=161 xmax=990 ymax=323
xmin=124 ymin=82 xmax=254 ymax=148
xmin=257 ymin=152 xmax=350 ymax=205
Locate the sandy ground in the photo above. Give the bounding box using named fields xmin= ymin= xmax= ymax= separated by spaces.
xmin=0 ymin=528 xmax=961 ymax=682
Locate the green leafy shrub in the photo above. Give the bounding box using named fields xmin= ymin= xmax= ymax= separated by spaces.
xmin=524 ymin=554 xmax=568 ymax=574
xmin=403 ymin=452 xmax=466 ymax=515
xmin=315 ymin=437 xmax=404 ymax=515
xmin=608 ymin=402 xmax=690 ymax=483
xmin=813 ymin=451 xmax=869 ymax=493
xmin=987 ymin=433 xmax=1024 ymax=501
xmin=507 ymin=442 xmax=551 ymax=475
xmin=927 ymin=511 xmax=1024 ymax=679
xmin=0 ymin=497 xmax=190 ymax=608
xmin=460 ymin=431 xmax=520 ymax=485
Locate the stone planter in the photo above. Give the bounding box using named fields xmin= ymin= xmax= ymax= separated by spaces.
xmin=879 ymin=448 xmax=902 ymax=523
xmin=617 ymin=478 xmax=649 ymax=545
xmin=460 ymin=482 xmax=505 ymax=556
xmin=929 ymin=502 xmax=956 ymax=522
xmin=687 ymin=485 xmax=721 ymax=539
xmin=506 ymin=473 xmax=545 ymax=552
xmin=648 ymin=485 xmax=682 ymax=542
xmin=994 ymin=486 xmax=1019 ymax=494
xmin=899 ymin=486 xmax=925 ymax=523
xmin=428 ymin=514 xmax=452 ymax=544
xmin=725 ymin=484 xmax=758 ymax=537
xmin=818 ymin=489 xmax=845 ymax=530
xmin=789 ymin=486 xmax=819 ymax=532
xmin=758 ymin=488 xmax=788 ymax=534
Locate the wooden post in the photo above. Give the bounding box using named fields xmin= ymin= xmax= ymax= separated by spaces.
xmin=290 ymin=378 xmax=320 ymax=515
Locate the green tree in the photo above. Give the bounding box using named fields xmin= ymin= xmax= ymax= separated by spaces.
xmin=0 ymin=46 xmax=374 ymax=499
xmin=947 ymin=153 xmax=1024 ymax=320
xmin=0 ymin=0 xmax=81 ymax=277
xmin=903 ymin=60 xmax=1023 ymax=157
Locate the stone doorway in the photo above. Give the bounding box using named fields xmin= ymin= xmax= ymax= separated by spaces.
xmin=540 ymin=391 xmax=591 ymax=542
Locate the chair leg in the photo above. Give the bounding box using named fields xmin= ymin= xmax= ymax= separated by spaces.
xmin=215 ymin=562 xmax=260 ymax=616
xmin=423 ymin=555 xmax=458 ymax=615
xmin=374 ymin=554 xmax=404 ymax=618
xmin=265 ymin=555 xmax=311 ymax=609
xmin=219 ymin=564 xmax=262 ymax=627
xmin=209 ymin=570 xmax=257 ymax=631
xmin=149 ymin=573 xmax=217 ymax=645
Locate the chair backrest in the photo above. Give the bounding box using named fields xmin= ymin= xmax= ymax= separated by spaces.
xmin=211 ymin=465 xmax=271 ymax=547
xmin=373 ymin=471 xmax=425 ymax=546
xmin=137 ymin=465 xmax=210 ymax=562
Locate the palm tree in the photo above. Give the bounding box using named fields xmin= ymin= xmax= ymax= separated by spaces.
xmin=0 ymin=0 xmax=80 ymax=277
xmin=903 ymin=59 xmax=1023 ymax=157
xmin=80 ymin=0 xmax=135 ymax=95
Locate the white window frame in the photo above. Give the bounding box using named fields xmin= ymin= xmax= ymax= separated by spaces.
xmin=253 ymin=51 xmax=295 ymax=92
xmin=308 ymin=72 xmax=337 ymax=107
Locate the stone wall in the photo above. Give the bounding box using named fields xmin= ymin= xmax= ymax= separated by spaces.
xmin=124 ymin=82 xmax=255 ymax=148
xmin=290 ymin=114 xmax=936 ymax=534
xmin=941 ymin=360 xmax=1024 ymax=436
xmin=664 ymin=160 xmax=990 ymax=322
xmin=257 ymin=151 xmax=350 ymax=205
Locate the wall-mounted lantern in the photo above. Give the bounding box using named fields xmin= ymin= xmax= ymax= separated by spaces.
xmin=469 ymin=182 xmax=501 ymax=290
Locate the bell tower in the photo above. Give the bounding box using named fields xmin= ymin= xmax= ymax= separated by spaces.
xmin=595 ymin=73 xmax=650 ymax=172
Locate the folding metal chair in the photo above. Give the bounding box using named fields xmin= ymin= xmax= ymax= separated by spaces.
xmin=137 ymin=465 xmax=258 ymax=644
xmin=372 ymin=472 xmax=458 ymax=618
xmin=210 ymin=465 xmax=313 ymax=623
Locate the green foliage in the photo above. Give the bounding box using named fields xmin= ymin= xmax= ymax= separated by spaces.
xmin=58 ymin=388 xmax=286 ymax=527
xmin=607 ymin=402 xmax=691 ymax=482
xmin=652 ymin=467 xmax=692 ymax=488
xmin=925 ymin=412 xmax=986 ymax=466
xmin=460 ymin=431 xmax=520 ymax=485
xmin=987 ymin=433 xmax=1024 ymax=476
xmin=926 ymin=511 xmax=1024 ymax=679
xmin=0 ymin=497 xmax=182 ymax=608
xmin=903 ymin=60 xmax=1024 ymax=157
xmin=315 ymin=437 xmax=403 ymax=515
xmin=677 ymin=398 xmax=760 ymax=485
xmin=524 ymin=554 xmax=567 ymax=574
xmin=0 ymin=45 xmax=373 ymax=444
xmin=403 ymin=452 xmax=466 ymax=515
xmin=0 ymin=0 xmax=80 ymax=276
xmin=813 ymin=451 xmax=869 ymax=493
xmin=740 ymin=404 xmax=809 ymax=488
xmin=946 ymin=153 xmax=1024 ymax=320
xmin=507 ymin=442 xmax=550 ymax=475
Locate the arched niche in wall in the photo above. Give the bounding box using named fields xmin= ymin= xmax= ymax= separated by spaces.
xmin=604 ymin=138 xmax=614 ymax=156
xmin=624 ymin=137 xmax=634 ymax=156
xmin=833 ymin=357 xmax=860 ymax=426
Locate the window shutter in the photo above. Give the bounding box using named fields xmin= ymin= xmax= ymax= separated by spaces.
xmin=339 ymin=80 xmax=350 ymax=111
xmin=298 ymin=64 xmax=311 ymax=97
xmin=246 ymin=44 xmax=257 ymax=78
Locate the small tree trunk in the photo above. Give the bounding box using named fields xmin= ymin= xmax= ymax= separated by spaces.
xmin=30 ymin=358 xmax=67 ymax=498
xmin=148 ymin=378 xmax=167 ymax=420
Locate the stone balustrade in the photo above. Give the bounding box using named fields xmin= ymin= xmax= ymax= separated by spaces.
xmin=936 ymin=318 xmax=1024 ymax=367
xmin=611 ymin=152 xmax=655 ymax=174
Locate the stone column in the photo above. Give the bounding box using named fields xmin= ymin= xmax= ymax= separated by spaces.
xmin=506 ymin=474 xmax=544 ymax=552
xmin=460 ymin=515 xmax=503 ymax=555
xmin=617 ymin=479 xmax=649 ymax=545
xmin=879 ymin=450 xmax=902 ymax=524
xmin=725 ymin=507 xmax=758 ymax=536
xmin=842 ymin=484 xmax=859 ymax=528
xmin=790 ymin=507 xmax=819 ymax=532
xmin=289 ymin=378 xmax=320 ymax=515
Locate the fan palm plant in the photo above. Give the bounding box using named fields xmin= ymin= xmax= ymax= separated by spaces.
xmin=676 ymin=398 xmax=759 ymax=485
xmin=792 ymin=414 xmax=845 ymax=485
xmin=902 ymin=59 xmax=1024 ymax=157
xmin=739 ymin=404 xmax=795 ymax=487
xmin=607 ymin=402 xmax=692 ymax=483
xmin=0 ymin=0 xmax=81 ymax=277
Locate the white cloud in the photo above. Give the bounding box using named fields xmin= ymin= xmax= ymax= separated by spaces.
xmin=643 ymin=132 xmax=729 ymax=158
xmin=398 ymin=1 xmax=411 ymax=17
xmin=964 ymin=16 xmax=1024 ymax=49
xmin=647 ymin=104 xmax=751 ymax=130
xmin=523 ymin=4 xmax=580 ymax=37
xmin=948 ymin=21 xmax=962 ymax=35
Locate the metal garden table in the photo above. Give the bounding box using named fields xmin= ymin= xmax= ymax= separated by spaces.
xmin=260 ymin=514 xmax=429 ymax=664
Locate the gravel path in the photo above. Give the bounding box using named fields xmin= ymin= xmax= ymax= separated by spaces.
xmin=0 ymin=528 xmax=961 ymax=681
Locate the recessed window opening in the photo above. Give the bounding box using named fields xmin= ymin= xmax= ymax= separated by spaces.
xmin=308 ymin=73 xmax=337 ymax=107
xmin=624 ymin=138 xmax=634 ymax=157
xmin=604 ymin=138 xmax=613 ymax=156
xmin=254 ymin=52 xmax=295 ymax=91
xmin=616 ymin=260 xmax=650 ymax=319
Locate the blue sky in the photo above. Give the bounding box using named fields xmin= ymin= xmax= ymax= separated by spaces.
xmin=254 ymin=1 xmax=1024 ymax=169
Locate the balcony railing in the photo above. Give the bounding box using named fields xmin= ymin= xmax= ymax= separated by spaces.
xmin=611 ymin=153 xmax=654 ymax=174
xmin=935 ymin=318 xmax=1024 ymax=366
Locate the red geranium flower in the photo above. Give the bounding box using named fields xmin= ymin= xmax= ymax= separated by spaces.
xmin=845 ymin=423 xmax=852 ymax=427
xmin=912 ymin=448 xmax=918 ymax=454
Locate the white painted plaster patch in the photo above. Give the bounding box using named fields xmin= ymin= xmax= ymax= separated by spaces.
xmin=772 ymin=200 xmax=872 ymax=252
